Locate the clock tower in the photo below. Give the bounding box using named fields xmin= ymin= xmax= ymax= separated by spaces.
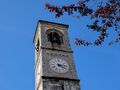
xmin=33 ymin=20 xmax=80 ymax=90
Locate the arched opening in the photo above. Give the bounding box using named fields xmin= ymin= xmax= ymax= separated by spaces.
xmin=47 ymin=29 xmax=63 ymax=45
xmin=35 ymin=39 xmax=39 ymax=52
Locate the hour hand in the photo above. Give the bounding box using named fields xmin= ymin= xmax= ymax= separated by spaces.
xmin=57 ymin=64 xmax=66 ymax=69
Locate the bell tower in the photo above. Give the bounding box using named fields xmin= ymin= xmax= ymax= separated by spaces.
xmin=33 ymin=20 xmax=80 ymax=90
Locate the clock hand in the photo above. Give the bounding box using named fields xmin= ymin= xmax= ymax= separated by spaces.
xmin=62 ymin=65 xmax=67 ymax=67
xmin=57 ymin=64 xmax=66 ymax=69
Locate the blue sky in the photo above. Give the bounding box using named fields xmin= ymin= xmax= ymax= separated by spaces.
xmin=0 ymin=0 xmax=120 ymax=90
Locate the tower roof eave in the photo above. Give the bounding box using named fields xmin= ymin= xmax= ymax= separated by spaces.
xmin=33 ymin=20 xmax=69 ymax=43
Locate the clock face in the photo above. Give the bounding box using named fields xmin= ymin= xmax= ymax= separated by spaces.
xmin=49 ymin=58 xmax=69 ymax=73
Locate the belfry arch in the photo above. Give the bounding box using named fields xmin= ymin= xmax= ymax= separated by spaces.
xmin=46 ymin=29 xmax=64 ymax=45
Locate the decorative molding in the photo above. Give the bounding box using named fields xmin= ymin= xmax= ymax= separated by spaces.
xmin=42 ymin=76 xmax=80 ymax=82
xmin=41 ymin=46 xmax=73 ymax=53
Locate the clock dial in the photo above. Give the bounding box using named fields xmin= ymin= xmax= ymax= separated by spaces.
xmin=49 ymin=58 xmax=69 ymax=73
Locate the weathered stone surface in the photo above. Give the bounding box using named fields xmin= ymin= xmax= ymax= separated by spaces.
xmin=34 ymin=20 xmax=80 ymax=90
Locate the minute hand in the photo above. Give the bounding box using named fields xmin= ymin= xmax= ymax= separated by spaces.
xmin=57 ymin=64 xmax=66 ymax=69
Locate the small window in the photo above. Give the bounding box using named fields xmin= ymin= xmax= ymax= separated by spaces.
xmin=36 ymin=40 xmax=39 ymax=52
